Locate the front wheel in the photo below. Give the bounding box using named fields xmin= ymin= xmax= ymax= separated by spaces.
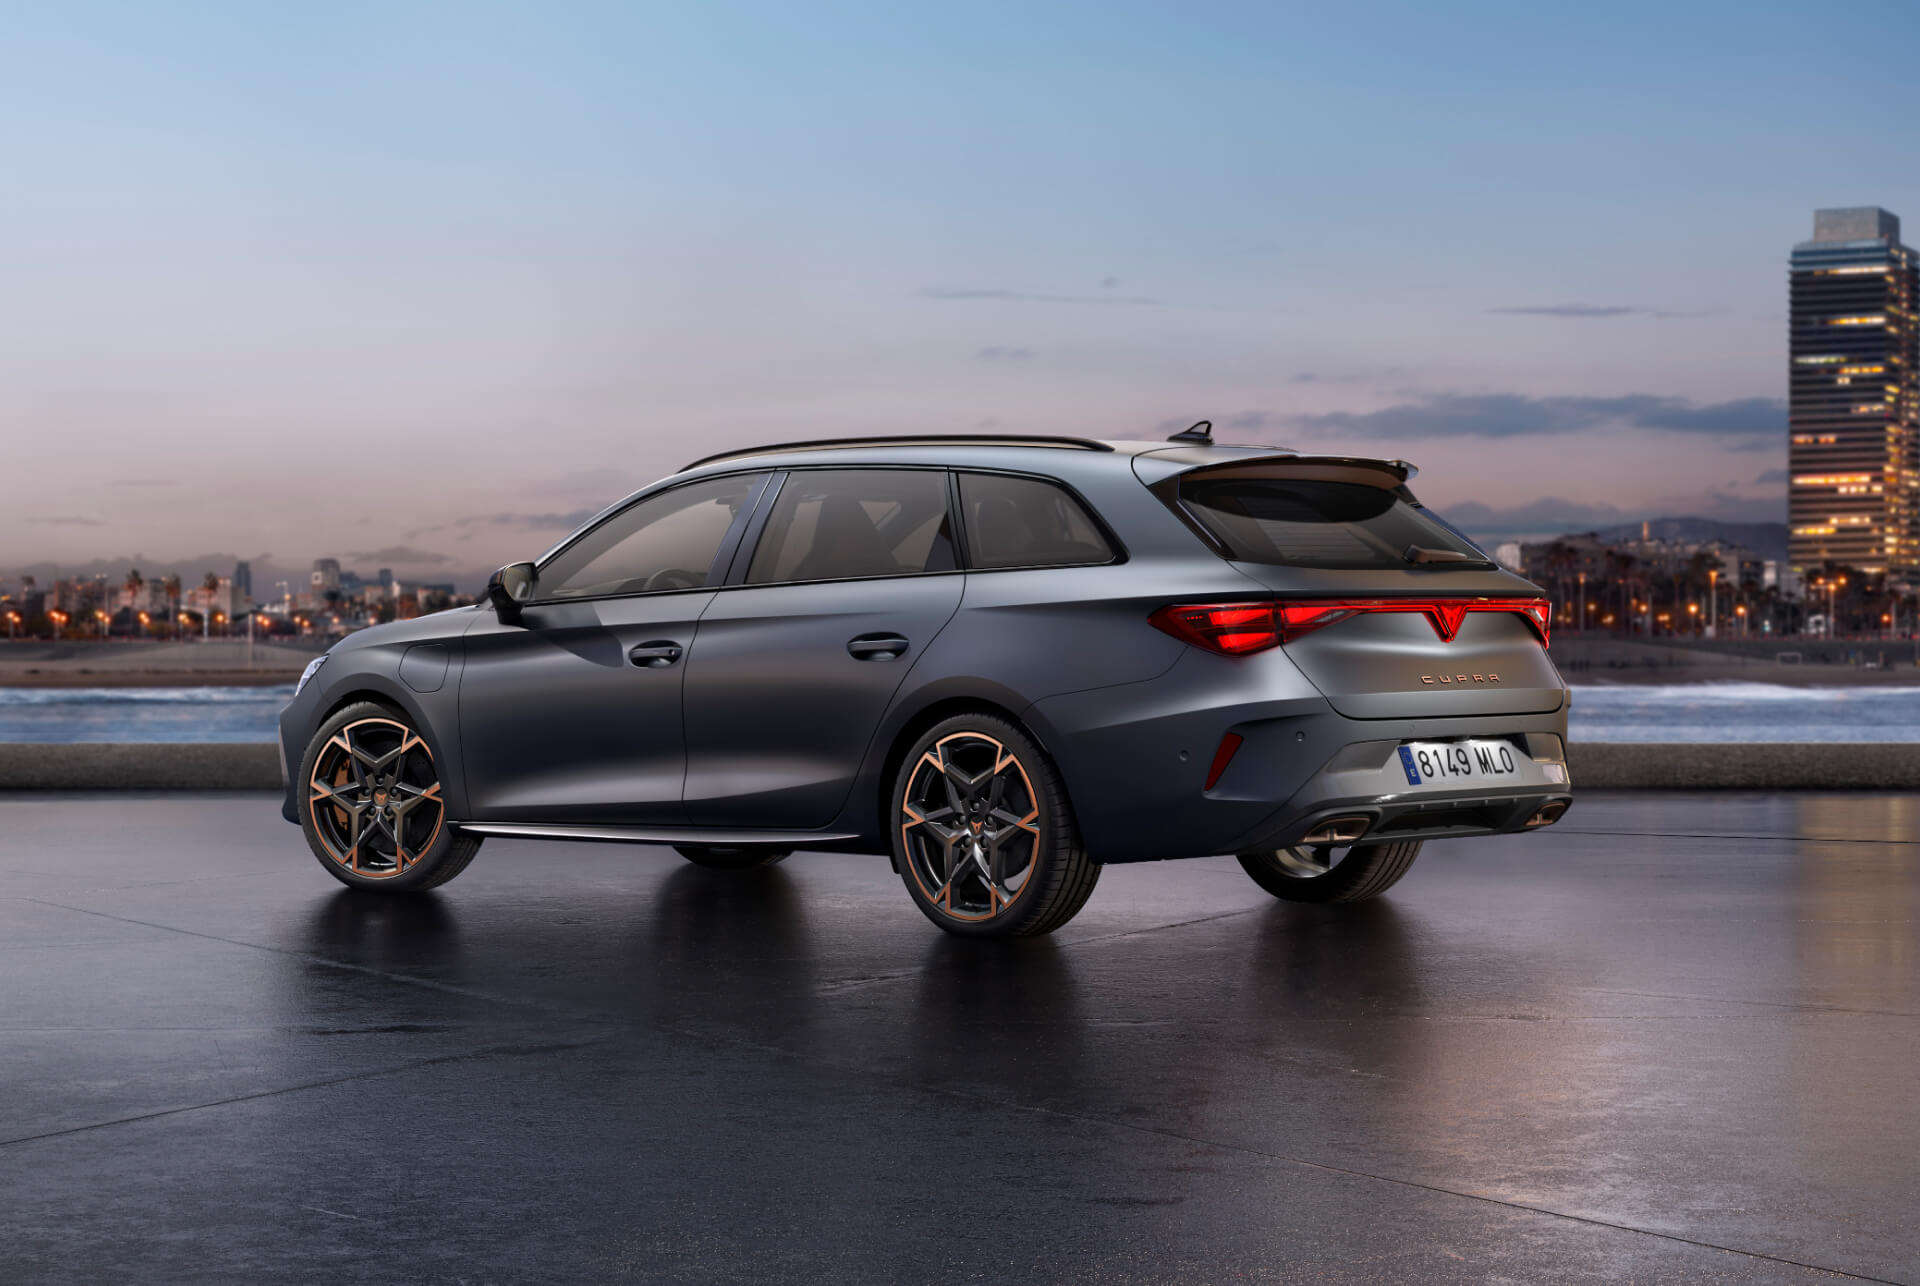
xmin=892 ymin=714 xmax=1099 ymax=938
xmin=1236 ymin=839 xmax=1422 ymax=904
xmin=299 ymin=701 xmax=481 ymax=892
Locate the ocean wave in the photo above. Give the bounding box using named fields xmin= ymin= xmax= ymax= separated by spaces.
xmin=1570 ymin=683 xmax=1920 ymax=704
xmin=0 ymin=686 xmax=293 ymax=706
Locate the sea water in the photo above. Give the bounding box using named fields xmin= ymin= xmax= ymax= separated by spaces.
xmin=0 ymin=686 xmax=294 ymax=743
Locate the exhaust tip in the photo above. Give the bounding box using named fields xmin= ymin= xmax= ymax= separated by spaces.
xmin=1524 ymin=800 xmax=1569 ymax=828
xmin=1302 ymin=815 xmax=1371 ymax=845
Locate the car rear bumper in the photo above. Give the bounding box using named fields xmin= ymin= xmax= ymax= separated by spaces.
xmin=1027 ymin=647 xmax=1571 ymax=864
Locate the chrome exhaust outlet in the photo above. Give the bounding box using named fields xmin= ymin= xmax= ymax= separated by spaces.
xmin=1524 ymin=800 xmax=1569 ymax=828
xmin=1302 ymin=815 xmax=1371 ymax=845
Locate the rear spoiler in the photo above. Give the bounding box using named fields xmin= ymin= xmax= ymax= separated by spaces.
xmin=1134 ymin=451 xmax=1418 ymax=490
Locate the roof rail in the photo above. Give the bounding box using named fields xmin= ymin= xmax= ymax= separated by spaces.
xmin=680 ymin=434 xmax=1114 ymax=473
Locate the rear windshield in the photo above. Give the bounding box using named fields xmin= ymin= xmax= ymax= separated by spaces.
xmin=1175 ymin=477 xmax=1487 ymax=569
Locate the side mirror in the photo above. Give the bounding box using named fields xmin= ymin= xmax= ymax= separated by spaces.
xmin=487 ymin=562 xmax=537 ymax=623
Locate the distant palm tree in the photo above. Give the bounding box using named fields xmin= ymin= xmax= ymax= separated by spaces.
xmin=122 ymin=569 xmax=144 ymax=638
xmin=161 ymin=574 xmax=181 ymax=639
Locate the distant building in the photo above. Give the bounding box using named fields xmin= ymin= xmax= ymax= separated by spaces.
xmin=376 ymin=567 xmax=393 ymax=590
xmin=1788 ymin=207 xmax=1920 ymax=574
xmin=232 ymin=560 xmax=252 ymax=598
xmin=311 ymin=558 xmax=342 ymax=593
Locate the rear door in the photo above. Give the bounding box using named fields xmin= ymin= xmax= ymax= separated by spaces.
xmin=680 ymin=468 xmax=964 ymax=828
xmin=1167 ymin=462 xmax=1564 ymax=719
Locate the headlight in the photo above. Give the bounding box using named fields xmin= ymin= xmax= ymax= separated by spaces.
xmin=295 ymin=655 xmax=327 ymax=697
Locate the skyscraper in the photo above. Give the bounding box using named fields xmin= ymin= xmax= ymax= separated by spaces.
xmin=1788 ymin=207 xmax=1920 ymax=574
xmin=232 ymin=560 xmax=252 ymax=598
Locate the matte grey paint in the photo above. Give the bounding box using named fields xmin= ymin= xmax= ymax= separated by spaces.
xmin=280 ymin=438 xmax=1571 ymax=862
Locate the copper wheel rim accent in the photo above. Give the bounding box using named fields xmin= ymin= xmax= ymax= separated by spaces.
xmin=1271 ymin=845 xmax=1343 ymax=878
xmin=901 ymin=731 xmax=1042 ymax=922
xmin=308 ymin=716 xmax=445 ymax=879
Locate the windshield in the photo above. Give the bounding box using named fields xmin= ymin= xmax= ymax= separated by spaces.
xmin=1175 ymin=477 xmax=1488 ymax=570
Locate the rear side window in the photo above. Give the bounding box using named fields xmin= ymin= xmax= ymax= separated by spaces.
xmin=1176 ymin=477 xmax=1486 ymax=569
xmin=959 ymin=473 xmax=1115 ymax=569
xmin=745 ymin=469 xmax=956 ymax=584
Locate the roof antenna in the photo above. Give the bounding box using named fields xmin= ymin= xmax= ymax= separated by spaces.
xmin=1166 ymin=420 xmax=1212 ymax=445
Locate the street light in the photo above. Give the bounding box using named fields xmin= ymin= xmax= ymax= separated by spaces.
xmin=1708 ymin=567 xmax=1718 ymax=638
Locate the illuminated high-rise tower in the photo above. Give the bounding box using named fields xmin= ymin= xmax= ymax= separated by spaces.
xmin=1788 ymin=207 xmax=1920 ymax=574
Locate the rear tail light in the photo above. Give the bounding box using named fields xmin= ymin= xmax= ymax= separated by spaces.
xmin=1148 ymin=603 xmax=1283 ymax=655
xmin=1150 ymin=597 xmax=1552 ymax=655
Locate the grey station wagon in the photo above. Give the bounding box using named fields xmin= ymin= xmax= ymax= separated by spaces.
xmin=280 ymin=426 xmax=1572 ymax=937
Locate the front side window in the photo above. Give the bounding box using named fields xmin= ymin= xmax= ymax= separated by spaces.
xmin=538 ymin=474 xmax=760 ymax=599
xmin=958 ymin=472 xmax=1115 ymax=569
xmin=745 ymin=469 xmax=955 ymax=584
xmin=1176 ymin=475 xmax=1486 ymax=569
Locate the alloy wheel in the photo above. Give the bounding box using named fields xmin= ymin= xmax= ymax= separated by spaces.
xmin=307 ymin=716 xmax=446 ymax=879
xmin=900 ymin=732 xmax=1042 ymax=923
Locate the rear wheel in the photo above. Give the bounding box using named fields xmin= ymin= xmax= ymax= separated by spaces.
xmin=1236 ymin=840 xmax=1422 ymax=904
xmin=892 ymin=714 xmax=1099 ymax=938
xmin=673 ymin=845 xmax=791 ymax=870
xmin=299 ymin=702 xmax=481 ymax=892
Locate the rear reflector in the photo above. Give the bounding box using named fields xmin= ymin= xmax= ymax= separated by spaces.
xmin=1203 ymin=732 xmax=1244 ymax=790
xmin=1151 ymin=597 xmax=1552 ymax=655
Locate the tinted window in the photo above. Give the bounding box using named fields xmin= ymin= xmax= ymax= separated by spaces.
xmin=1177 ymin=477 xmax=1486 ymax=569
xmin=959 ymin=473 xmax=1114 ymax=569
xmin=539 ymin=474 xmax=759 ymax=599
xmin=745 ymin=469 xmax=956 ymax=584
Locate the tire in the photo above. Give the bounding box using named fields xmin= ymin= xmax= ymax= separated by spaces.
xmin=298 ymin=701 xmax=482 ymax=892
xmin=891 ymin=713 xmax=1099 ymax=938
xmin=1236 ymin=839 xmax=1422 ymax=904
xmin=674 ymin=845 xmax=791 ymax=870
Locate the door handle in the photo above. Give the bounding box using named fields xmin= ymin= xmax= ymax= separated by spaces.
xmin=847 ymin=633 xmax=910 ymax=661
xmin=628 ymin=640 xmax=684 ymax=668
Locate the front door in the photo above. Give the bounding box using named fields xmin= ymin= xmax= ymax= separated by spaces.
xmin=682 ymin=468 xmax=963 ymax=829
xmin=457 ymin=472 xmax=765 ymax=824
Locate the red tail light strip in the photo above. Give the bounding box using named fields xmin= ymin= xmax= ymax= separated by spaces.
xmin=1149 ymin=598 xmax=1551 ymax=656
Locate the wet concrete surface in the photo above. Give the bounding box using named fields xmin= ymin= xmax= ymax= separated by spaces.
xmin=1 ymin=793 xmax=1916 ymax=1284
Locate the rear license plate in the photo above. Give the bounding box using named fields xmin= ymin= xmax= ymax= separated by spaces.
xmin=1397 ymin=740 xmax=1519 ymax=787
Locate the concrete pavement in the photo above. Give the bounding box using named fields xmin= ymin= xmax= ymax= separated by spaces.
xmin=1 ymin=793 xmax=1916 ymax=1283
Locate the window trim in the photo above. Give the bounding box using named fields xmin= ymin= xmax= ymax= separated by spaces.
xmin=950 ymin=467 xmax=1128 ymax=574
xmin=721 ymin=465 xmax=966 ymax=590
xmin=524 ymin=470 xmax=772 ymax=606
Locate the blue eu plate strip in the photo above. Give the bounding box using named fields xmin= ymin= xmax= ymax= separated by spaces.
xmin=1397 ymin=746 xmax=1421 ymax=785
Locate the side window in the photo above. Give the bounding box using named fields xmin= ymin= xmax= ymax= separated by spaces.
xmin=745 ymin=469 xmax=956 ymax=585
xmin=538 ymin=474 xmax=760 ymax=600
xmin=958 ymin=473 xmax=1115 ymax=570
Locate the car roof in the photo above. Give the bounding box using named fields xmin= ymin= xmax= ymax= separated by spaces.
xmin=674 ymin=434 xmax=1417 ymax=484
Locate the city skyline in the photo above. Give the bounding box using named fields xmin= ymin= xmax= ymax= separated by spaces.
xmin=6 ymin=2 xmax=1919 ymax=578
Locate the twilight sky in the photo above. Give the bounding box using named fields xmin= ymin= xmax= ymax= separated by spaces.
xmin=5 ymin=0 xmax=1919 ymax=582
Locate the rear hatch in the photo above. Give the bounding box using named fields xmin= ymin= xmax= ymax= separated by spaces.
xmin=1146 ymin=454 xmax=1565 ymax=720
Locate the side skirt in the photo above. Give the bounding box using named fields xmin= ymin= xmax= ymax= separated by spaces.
xmin=454 ymin=821 xmax=863 ymax=848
